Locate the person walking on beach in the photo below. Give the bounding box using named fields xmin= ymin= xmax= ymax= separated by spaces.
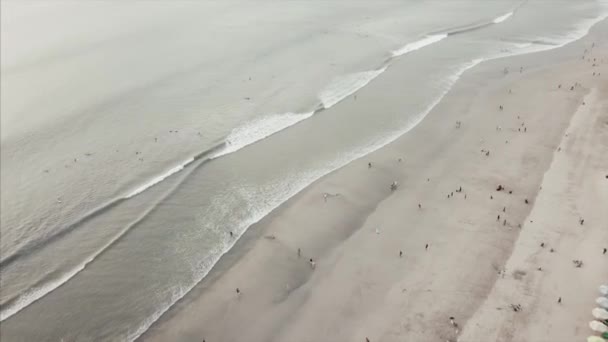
xmin=309 ymin=258 xmax=316 ymax=269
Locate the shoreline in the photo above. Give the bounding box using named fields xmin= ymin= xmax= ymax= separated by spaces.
xmin=140 ymin=20 xmax=608 ymax=342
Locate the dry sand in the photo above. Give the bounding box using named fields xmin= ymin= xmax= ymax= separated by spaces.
xmin=143 ymin=24 xmax=608 ymax=342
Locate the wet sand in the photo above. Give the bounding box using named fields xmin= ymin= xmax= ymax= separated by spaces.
xmin=143 ymin=24 xmax=608 ymax=342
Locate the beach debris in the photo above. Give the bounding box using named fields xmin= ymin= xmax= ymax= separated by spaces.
xmin=496 ymin=185 xmax=504 ymax=191
xmin=375 ymin=228 xmax=380 ymax=235
xmin=537 ymin=267 xmax=542 ymax=271
xmin=390 ymin=181 xmax=398 ymax=191
xmin=449 ymin=316 xmax=459 ymax=328
xmin=512 ymin=269 xmax=526 ymax=280
xmin=550 ymin=248 xmax=555 ymax=253
xmin=309 ymin=258 xmax=316 ymax=269
xmin=508 ymin=190 xmax=512 ymax=194
xmin=572 ymin=260 xmax=584 ymax=268
xmin=455 ymin=121 xmax=462 ymax=128
xmin=510 ymin=304 xmax=522 ymax=312
xmin=264 ymin=235 xmax=276 ymax=240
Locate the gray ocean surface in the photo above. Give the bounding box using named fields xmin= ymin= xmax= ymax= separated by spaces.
xmin=1 ymin=0 xmax=606 ymax=340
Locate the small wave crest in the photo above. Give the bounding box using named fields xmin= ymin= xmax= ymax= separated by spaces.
xmin=392 ymin=34 xmax=448 ymax=57
xmin=0 ymin=171 xmax=193 ymax=322
xmin=212 ymin=111 xmax=315 ymax=158
xmin=124 ymin=158 xmax=194 ymax=198
xmin=318 ymin=67 xmax=386 ymax=109
xmin=493 ymin=11 xmax=514 ymax=24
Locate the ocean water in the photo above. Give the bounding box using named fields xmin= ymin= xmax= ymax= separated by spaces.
xmin=1 ymin=0 xmax=606 ymax=340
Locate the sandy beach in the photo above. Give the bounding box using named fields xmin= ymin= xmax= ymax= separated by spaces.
xmin=2 ymin=2 xmax=608 ymax=340
xmin=141 ymin=19 xmax=608 ymax=342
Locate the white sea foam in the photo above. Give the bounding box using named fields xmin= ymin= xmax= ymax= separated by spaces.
xmin=0 ymin=216 xmax=142 ymax=322
xmin=124 ymin=59 xmax=484 ymax=342
xmin=392 ymin=34 xmax=448 ymax=57
xmin=319 ymin=67 xmax=387 ymax=109
xmin=212 ymin=111 xmax=315 ymax=158
xmin=0 ymin=267 xmax=84 ymax=322
xmin=124 ymin=159 xmax=194 ymax=199
xmin=493 ymin=11 xmax=513 ymax=24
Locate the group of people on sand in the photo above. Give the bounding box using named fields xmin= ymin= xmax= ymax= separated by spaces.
xmin=230 ymin=47 xmax=607 ymax=342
